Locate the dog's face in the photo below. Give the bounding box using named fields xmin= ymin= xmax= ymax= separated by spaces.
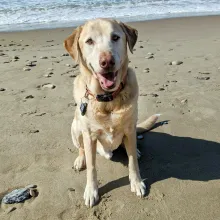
xmin=64 ymin=19 xmax=138 ymax=92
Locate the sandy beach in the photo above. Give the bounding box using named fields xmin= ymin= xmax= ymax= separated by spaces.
xmin=0 ymin=15 xmax=220 ymax=220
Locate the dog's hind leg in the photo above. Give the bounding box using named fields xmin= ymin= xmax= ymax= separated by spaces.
xmin=71 ymin=118 xmax=86 ymax=171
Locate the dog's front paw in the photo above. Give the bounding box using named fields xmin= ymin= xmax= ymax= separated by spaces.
xmin=83 ymin=184 xmax=99 ymax=207
xmin=74 ymin=155 xmax=86 ymax=171
xmin=130 ymin=179 xmax=146 ymax=197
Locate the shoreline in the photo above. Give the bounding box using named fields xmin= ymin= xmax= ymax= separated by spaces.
xmin=0 ymin=13 xmax=220 ymax=33
xmin=0 ymin=15 xmax=220 ymax=220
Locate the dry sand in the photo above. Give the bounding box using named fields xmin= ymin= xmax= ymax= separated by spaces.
xmin=0 ymin=16 xmax=220 ymax=220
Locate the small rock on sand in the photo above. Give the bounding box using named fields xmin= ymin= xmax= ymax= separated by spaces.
xmin=42 ymin=83 xmax=56 ymax=89
xmin=196 ymin=76 xmax=210 ymax=80
xmin=40 ymin=56 xmax=48 ymax=59
xmin=0 ymin=88 xmax=6 ymax=91
xmin=29 ymin=130 xmax=39 ymax=133
xmin=2 ymin=188 xmax=31 ymax=204
xmin=145 ymin=55 xmax=154 ymax=59
xmin=26 ymin=61 xmax=36 ymax=67
xmin=23 ymin=67 xmax=31 ymax=71
xmin=181 ymin=99 xmax=188 ymax=104
xmin=25 ymin=95 xmax=34 ymax=99
xmin=65 ymin=64 xmax=71 ymax=67
xmin=61 ymin=53 xmax=69 ymax=57
xmin=169 ymin=61 xmax=183 ymax=65
xmin=25 ymin=184 xmax=37 ymax=189
xmin=14 ymin=56 xmax=19 ymax=60
xmin=44 ymin=72 xmax=53 ymax=78
xmin=199 ymin=72 xmax=210 ymax=75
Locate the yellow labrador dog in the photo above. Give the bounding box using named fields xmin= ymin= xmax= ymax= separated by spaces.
xmin=64 ymin=18 xmax=159 ymax=207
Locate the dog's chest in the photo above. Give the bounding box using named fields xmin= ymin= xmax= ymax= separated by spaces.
xmin=95 ymin=111 xmax=132 ymax=150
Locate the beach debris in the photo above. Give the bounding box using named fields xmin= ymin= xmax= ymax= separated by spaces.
xmin=145 ymin=55 xmax=154 ymax=59
xmin=42 ymin=83 xmax=56 ymax=89
xmin=196 ymin=76 xmax=210 ymax=80
xmin=139 ymin=46 xmax=144 ymax=48
xmin=40 ymin=56 xmax=48 ymax=59
xmin=61 ymin=53 xmax=69 ymax=57
xmin=68 ymin=188 xmax=75 ymax=192
xmin=169 ymin=61 xmax=183 ymax=65
xmin=46 ymin=40 xmax=54 ymax=42
xmin=199 ymin=72 xmax=210 ymax=75
xmin=147 ymin=52 xmax=154 ymax=55
xmin=2 ymin=188 xmax=31 ymax=204
xmin=69 ymin=75 xmax=77 ymax=78
xmin=25 ymin=95 xmax=34 ymax=99
xmin=150 ymin=93 xmax=159 ymax=97
xmin=29 ymin=129 xmax=39 ymax=133
xmin=158 ymin=87 xmax=165 ymax=91
xmin=0 ymin=88 xmax=6 ymax=91
xmin=23 ymin=67 xmax=31 ymax=71
xmin=143 ymin=68 xmax=150 ymax=73
xmin=14 ymin=56 xmax=19 ymax=60
xmin=25 ymin=184 xmax=37 ymax=189
xmin=44 ymin=72 xmax=53 ymax=78
xmin=65 ymin=64 xmax=71 ymax=67
xmin=171 ymin=80 xmax=177 ymax=83
xmin=137 ymin=134 xmax=144 ymax=140
xmin=181 ymin=99 xmax=188 ymax=104
xmin=0 ymin=52 xmax=6 ymax=56
xmin=26 ymin=61 xmax=36 ymax=67
xmin=35 ymin=112 xmax=46 ymax=116
xmin=47 ymin=67 xmax=54 ymax=71
xmin=5 ymin=207 xmax=16 ymax=214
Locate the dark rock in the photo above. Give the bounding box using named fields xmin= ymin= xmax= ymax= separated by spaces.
xmin=196 ymin=76 xmax=210 ymax=80
xmin=29 ymin=130 xmax=39 ymax=133
xmin=25 ymin=95 xmax=34 ymax=99
xmin=0 ymin=88 xmax=6 ymax=91
xmin=2 ymin=188 xmax=31 ymax=204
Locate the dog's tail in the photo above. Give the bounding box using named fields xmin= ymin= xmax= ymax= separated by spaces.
xmin=136 ymin=114 xmax=160 ymax=134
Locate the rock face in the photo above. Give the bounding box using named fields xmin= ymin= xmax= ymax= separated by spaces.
xmin=2 ymin=188 xmax=31 ymax=204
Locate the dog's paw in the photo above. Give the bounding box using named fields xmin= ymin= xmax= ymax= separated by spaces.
xmin=130 ymin=179 xmax=146 ymax=197
xmin=74 ymin=155 xmax=86 ymax=171
xmin=83 ymin=184 xmax=99 ymax=207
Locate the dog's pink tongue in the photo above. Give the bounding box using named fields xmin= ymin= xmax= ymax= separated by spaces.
xmin=100 ymin=73 xmax=115 ymax=88
xmin=102 ymin=78 xmax=115 ymax=88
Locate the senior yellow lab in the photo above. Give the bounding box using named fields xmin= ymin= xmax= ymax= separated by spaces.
xmin=64 ymin=18 xmax=158 ymax=207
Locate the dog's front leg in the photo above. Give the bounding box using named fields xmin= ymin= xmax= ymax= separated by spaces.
xmin=83 ymin=131 xmax=99 ymax=207
xmin=124 ymin=129 xmax=146 ymax=197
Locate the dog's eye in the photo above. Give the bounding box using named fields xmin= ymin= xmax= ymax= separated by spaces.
xmin=112 ymin=35 xmax=120 ymax=42
xmin=86 ymin=38 xmax=94 ymax=45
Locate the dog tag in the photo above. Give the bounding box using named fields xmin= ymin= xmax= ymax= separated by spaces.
xmin=80 ymin=102 xmax=87 ymax=116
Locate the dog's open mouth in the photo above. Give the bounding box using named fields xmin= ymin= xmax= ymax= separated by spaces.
xmin=97 ymin=71 xmax=118 ymax=90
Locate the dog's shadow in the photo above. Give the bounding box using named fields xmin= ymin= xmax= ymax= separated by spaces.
xmin=99 ymin=121 xmax=220 ymax=196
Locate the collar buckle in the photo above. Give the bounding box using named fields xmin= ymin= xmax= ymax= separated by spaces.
xmin=96 ymin=93 xmax=113 ymax=102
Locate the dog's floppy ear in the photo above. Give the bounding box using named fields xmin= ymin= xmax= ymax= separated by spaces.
xmin=119 ymin=22 xmax=138 ymax=53
xmin=64 ymin=26 xmax=83 ymax=62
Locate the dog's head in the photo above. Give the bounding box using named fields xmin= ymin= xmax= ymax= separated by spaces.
xmin=64 ymin=19 xmax=138 ymax=92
